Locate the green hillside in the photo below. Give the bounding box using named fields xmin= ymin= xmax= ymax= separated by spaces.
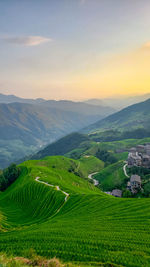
xmin=1 ymin=156 xmax=150 ymax=266
xmin=94 ymin=161 xmax=127 ymax=191
xmin=83 ymin=98 xmax=150 ymax=133
xmin=33 ymin=133 xmax=90 ymax=160
xmin=0 ymin=100 xmax=114 ymax=169
xmin=33 ymin=131 xmax=150 ymax=164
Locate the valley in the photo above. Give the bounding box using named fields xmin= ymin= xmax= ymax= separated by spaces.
xmin=1 ymin=96 xmax=150 ymax=266
xmin=0 ymin=98 xmax=114 ymax=169
xmin=1 ymin=1 xmax=150 ymax=265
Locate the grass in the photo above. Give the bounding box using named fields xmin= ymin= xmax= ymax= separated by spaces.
xmin=114 ymin=152 xmax=128 ymax=161
xmin=96 ymin=138 xmax=150 ymax=152
xmin=78 ymin=156 xmax=104 ymax=176
xmin=94 ymin=161 xmax=127 ymax=191
xmin=1 ymin=156 xmax=150 ymax=266
xmin=65 ymin=137 xmax=150 ymax=163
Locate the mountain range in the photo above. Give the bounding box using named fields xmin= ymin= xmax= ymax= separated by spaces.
xmin=32 ymin=97 xmax=150 ymax=161
xmin=1 ymin=93 xmax=150 ymax=168
xmin=0 ymin=96 xmax=114 ymax=168
xmin=0 ymin=93 xmax=46 ymax=104
xmin=85 ymin=93 xmax=150 ymax=109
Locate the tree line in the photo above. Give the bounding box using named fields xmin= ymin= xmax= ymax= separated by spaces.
xmin=0 ymin=164 xmax=21 ymax=191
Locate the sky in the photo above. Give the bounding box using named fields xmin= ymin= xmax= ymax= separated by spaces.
xmin=0 ymin=0 xmax=150 ymax=100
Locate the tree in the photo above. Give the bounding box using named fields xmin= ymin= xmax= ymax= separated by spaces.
xmin=143 ymin=182 xmax=150 ymax=197
xmin=0 ymin=164 xmax=20 ymax=191
xmin=96 ymin=149 xmax=117 ymax=164
xmin=122 ymin=190 xmax=132 ymax=198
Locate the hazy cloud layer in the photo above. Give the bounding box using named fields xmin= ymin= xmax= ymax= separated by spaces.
xmin=141 ymin=41 xmax=150 ymax=50
xmin=1 ymin=35 xmax=52 ymax=46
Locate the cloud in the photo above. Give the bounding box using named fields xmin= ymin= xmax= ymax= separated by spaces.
xmin=141 ymin=41 xmax=150 ymax=50
xmin=1 ymin=35 xmax=52 ymax=46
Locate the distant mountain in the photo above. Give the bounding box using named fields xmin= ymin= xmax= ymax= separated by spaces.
xmin=82 ymin=98 xmax=150 ymax=133
xmin=0 ymin=100 xmax=114 ymax=168
xmin=0 ymin=93 xmax=45 ymax=104
xmin=85 ymin=93 xmax=150 ymax=110
xmin=1 ymin=92 xmax=150 ymax=110
xmin=0 ymin=93 xmax=115 ymax=117
xmin=40 ymin=99 xmax=115 ymax=117
xmin=84 ymin=99 xmax=105 ymax=106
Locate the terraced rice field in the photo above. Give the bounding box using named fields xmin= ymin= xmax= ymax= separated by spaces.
xmin=1 ymin=156 xmax=150 ymax=266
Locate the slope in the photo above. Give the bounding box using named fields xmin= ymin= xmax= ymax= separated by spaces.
xmin=0 ymin=156 xmax=100 ymax=229
xmin=94 ymin=161 xmax=127 ymax=191
xmin=32 ymin=133 xmax=90 ymax=159
xmin=40 ymin=99 xmax=115 ymax=118
xmin=1 ymin=156 xmax=150 ymax=266
xmin=83 ymin=98 xmax=150 ymax=133
xmin=0 ymin=100 xmax=114 ymax=168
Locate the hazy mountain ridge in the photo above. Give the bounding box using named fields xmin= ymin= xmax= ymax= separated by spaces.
xmin=0 ymin=100 xmax=114 ymax=168
xmin=85 ymin=93 xmax=150 ymax=109
xmin=0 ymin=93 xmax=115 ymax=115
xmin=0 ymin=93 xmax=45 ymax=104
xmin=82 ymin=98 xmax=150 ymax=133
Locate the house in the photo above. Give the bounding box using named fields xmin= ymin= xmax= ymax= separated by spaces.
xmin=145 ymin=144 xmax=150 ymax=156
xmin=129 ymin=147 xmax=137 ymax=155
xmin=136 ymin=145 xmax=145 ymax=153
xmin=128 ymin=152 xmax=142 ymax=167
xmin=141 ymin=154 xmax=150 ymax=168
xmin=111 ymin=189 xmax=122 ymax=198
xmin=130 ymin=175 xmax=141 ymax=194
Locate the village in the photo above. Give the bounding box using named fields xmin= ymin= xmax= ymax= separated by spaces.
xmin=105 ymin=144 xmax=150 ymax=198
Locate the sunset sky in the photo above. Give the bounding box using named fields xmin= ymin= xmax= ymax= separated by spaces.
xmin=0 ymin=0 xmax=150 ymax=100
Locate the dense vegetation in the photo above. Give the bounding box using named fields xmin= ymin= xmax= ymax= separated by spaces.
xmin=95 ymin=161 xmax=127 ymax=191
xmin=33 ymin=131 xmax=150 ymax=164
xmin=33 ymin=133 xmax=90 ymax=160
xmin=0 ymin=163 xmax=20 ymax=191
xmin=1 ymin=156 xmax=150 ymax=266
xmin=89 ymin=128 xmax=150 ymax=142
xmin=96 ymin=149 xmax=117 ymax=165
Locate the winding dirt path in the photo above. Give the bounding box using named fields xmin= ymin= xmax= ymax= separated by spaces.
xmin=88 ymin=172 xmax=99 ymax=186
xmin=35 ymin=168 xmax=99 ymax=218
xmin=123 ymin=163 xmax=129 ymax=178
xmin=35 ymin=176 xmax=69 ymax=204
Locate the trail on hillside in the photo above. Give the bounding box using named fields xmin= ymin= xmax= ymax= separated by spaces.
xmin=123 ymin=163 xmax=129 ymax=178
xmin=88 ymin=172 xmax=99 ymax=186
xmin=35 ymin=177 xmax=69 ymax=215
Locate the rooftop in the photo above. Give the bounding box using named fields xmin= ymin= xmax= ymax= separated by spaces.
xmin=112 ymin=189 xmax=122 ymax=197
xmin=130 ymin=175 xmax=141 ymax=183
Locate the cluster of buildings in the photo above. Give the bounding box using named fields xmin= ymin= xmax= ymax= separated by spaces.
xmin=125 ymin=144 xmax=150 ymax=195
xmin=128 ymin=144 xmax=150 ymax=168
xmin=105 ymin=174 xmax=142 ymax=197
xmin=105 ymin=144 xmax=150 ymax=198
xmin=127 ymin=174 xmax=141 ymax=194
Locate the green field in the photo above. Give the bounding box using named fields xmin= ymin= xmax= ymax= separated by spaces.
xmin=94 ymin=161 xmax=127 ymax=191
xmin=1 ymin=156 xmax=150 ymax=266
xmin=65 ymin=136 xmax=150 ymax=162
